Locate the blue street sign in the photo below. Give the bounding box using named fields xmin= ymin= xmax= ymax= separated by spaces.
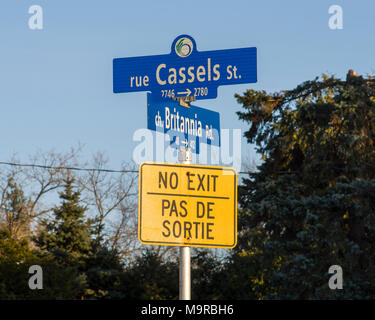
xmin=147 ymin=93 xmax=220 ymax=154
xmin=114 ymin=35 xmax=257 ymax=101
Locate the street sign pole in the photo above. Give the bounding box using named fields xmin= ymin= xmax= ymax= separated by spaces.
xmin=179 ymin=245 xmax=191 ymax=300
xmin=178 ymin=133 xmax=192 ymax=300
xmin=177 ymin=94 xmax=193 ymax=300
xmin=119 ymin=34 xmax=247 ymax=301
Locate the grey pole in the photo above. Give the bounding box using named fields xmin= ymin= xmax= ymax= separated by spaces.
xmin=178 ymin=146 xmax=192 ymax=300
xmin=179 ymin=245 xmax=191 ymax=300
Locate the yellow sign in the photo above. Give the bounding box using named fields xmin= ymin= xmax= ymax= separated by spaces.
xmin=138 ymin=162 xmax=237 ymax=248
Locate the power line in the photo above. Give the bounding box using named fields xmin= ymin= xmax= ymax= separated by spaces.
xmin=2 ymin=159 xmax=372 ymax=177
xmin=0 ymin=161 xmax=138 ymax=174
xmin=0 ymin=160 xmax=254 ymax=175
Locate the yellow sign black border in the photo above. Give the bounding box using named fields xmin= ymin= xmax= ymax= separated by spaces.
xmin=138 ymin=162 xmax=237 ymax=248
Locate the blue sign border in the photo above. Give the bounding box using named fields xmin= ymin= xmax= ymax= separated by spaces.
xmin=113 ymin=35 xmax=257 ymax=100
xmin=147 ymin=93 xmax=220 ymax=154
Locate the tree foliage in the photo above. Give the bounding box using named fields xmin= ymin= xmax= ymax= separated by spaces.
xmin=118 ymin=250 xmax=179 ymax=300
xmin=0 ymin=178 xmax=30 ymax=240
xmin=36 ymin=174 xmax=93 ymax=267
xmin=2 ymin=73 xmax=375 ymax=300
xmin=0 ymin=151 xmax=138 ymax=300
xmin=235 ymin=73 xmax=375 ymax=299
xmin=0 ymin=230 xmax=81 ymax=299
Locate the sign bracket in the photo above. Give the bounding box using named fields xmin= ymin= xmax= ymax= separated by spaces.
xmin=173 ymin=95 xmax=196 ymax=108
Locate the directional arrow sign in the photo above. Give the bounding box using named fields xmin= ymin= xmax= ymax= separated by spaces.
xmin=147 ymin=93 xmax=220 ymax=154
xmin=113 ymin=34 xmax=257 ymax=100
xmin=177 ymin=89 xmax=192 ymax=96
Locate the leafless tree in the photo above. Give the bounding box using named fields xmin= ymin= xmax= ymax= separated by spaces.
xmin=0 ymin=147 xmax=178 ymax=262
xmin=0 ymin=146 xmax=82 ymax=242
xmin=77 ymin=152 xmax=140 ymax=260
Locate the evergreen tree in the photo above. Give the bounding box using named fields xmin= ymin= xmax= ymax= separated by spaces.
xmin=0 ymin=230 xmax=81 ymax=299
xmin=35 ymin=174 xmax=127 ymax=299
xmin=36 ymin=174 xmax=92 ymax=267
xmin=119 ymin=250 xmax=178 ymax=300
xmin=233 ymin=73 xmax=375 ymax=299
xmin=1 ymin=178 xmax=30 ymax=240
xmin=83 ymin=245 xmax=125 ymax=299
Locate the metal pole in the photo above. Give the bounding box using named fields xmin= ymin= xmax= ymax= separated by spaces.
xmin=179 ymin=245 xmax=191 ymax=300
xmin=178 ymin=146 xmax=192 ymax=300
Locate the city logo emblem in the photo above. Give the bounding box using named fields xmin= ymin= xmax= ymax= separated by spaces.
xmin=175 ymin=36 xmax=193 ymax=58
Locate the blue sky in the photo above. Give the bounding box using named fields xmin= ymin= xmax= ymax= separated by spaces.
xmin=0 ymin=0 xmax=374 ymax=171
